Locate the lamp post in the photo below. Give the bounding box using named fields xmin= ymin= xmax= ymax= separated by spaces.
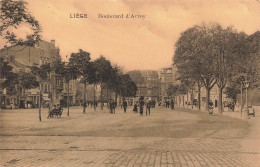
xmin=64 ymin=61 xmax=70 ymax=117
xmin=243 ymin=80 xmax=250 ymax=119
xmin=245 ymin=80 xmax=249 ymax=109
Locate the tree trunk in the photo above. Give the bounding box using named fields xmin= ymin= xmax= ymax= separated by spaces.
xmin=182 ymin=95 xmax=184 ymax=108
xmin=178 ymin=95 xmax=181 ymax=107
xmin=191 ymin=89 xmax=194 ymax=109
xmin=39 ymin=85 xmax=42 ymax=122
xmin=83 ymin=83 xmax=86 ymax=114
xmin=67 ymin=81 xmax=70 ymax=116
xmin=186 ymin=91 xmax=189 ymax=109
xmin=206 ymin=87 xmax=210 ymax=112
xmin=218 ymin=87 xmax=223 ymax=114
xmin=106 ymin=88 xmax=109 ymax=109
xmin=94 ymin=84 xmax=96 ymax=111
xmin=198 ymin=83 xmax=201 ymax=111
xmin=240 ymin=82 xmax=243 ymax=117
xmin=100 ymin=83 xmax=103 ymax=110
xmin=0 ymin=95 xmax=2 ymax=109
xmin=115 ymin=92 xmax=118 ymax=107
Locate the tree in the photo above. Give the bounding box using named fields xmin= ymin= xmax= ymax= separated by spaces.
xmin=121 ymin=75 xmax=137 ymax=98
xmin=69 ymin=49 xmax=92 ymax=113
xmin=0 ymin=0 xmax=41 ymax=46
xmin=31 ymin=63 xmax=51 ymax=121
xmin=174 ymin=24 xmax=217 ymax=111
xmin=18 ymin=71 xmax=38 ymax=89
xmin=228 ymin=31 xmax=260 ymax=112
xmin=0 ymin=58 xmax=18 ymax=108
xmin=167 ymin=84 xmax=179 ymax=97
xmin=87 ymin=61 xmax=99 ymax=111
xmin=0 ymin=58 xmax=17 ymax=91
xmin=117 ymin=74 xmax=137 ymax=98
xmin=17 ymin=71 xmax=38 ymax=108
xmin=93 ymin=56 xmax=113 ymax=110
xmin=211 ymin=25 xmax=238 ymax=114
xmin=52 ymin=59 xmax=77 ymax=116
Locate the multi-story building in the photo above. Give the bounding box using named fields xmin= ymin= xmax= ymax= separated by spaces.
xmin=128 ymin=70 xmax=160 ymax=101
xmin=62 ymin=79 xmax=78 ymax=106
xmin=0 ymin=40 xmax=63 ymax=108
xmin=158 ymin=67 xmax=178 ymax=102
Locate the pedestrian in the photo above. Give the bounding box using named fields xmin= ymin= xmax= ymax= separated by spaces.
xmin=123 ymin=99 xmax=127 ymax=113
xmin=139 ymin=97 xmax=144 ymax=115
xmin=146 ymin=100 xmax=151 ymax=116
xmin=113 ymin=100 xmax=116 ymax=114
xmin=133 ymin=101 xmax=138 ymax=113
xmin=170 ymin=99 xmax=175 ymax=110
xmin=109 ymin=100 xmax=114 ymax=114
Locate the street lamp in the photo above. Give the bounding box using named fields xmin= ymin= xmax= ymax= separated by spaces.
xmin=243 ymin=80 xmax=250 ymax=119
xmin=244 ymin=80 xmax=249 ymax=109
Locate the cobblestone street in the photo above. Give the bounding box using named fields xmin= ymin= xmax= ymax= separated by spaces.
xmin=0 ymin=106 xmax=260 ymax=166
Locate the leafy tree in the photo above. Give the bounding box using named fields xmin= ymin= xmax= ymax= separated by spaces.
xmin=118 ymin=74 xmax=137 ymax=98
xmin=227 ymin=31 xmax=260 ymax=110
xmin=0 ymin=58 xmax=18 ymax=108
xmin=87 ymin=61 xmax=99 ymax=111
xmin=167 ymin=84 xmax=179 ymax=97
xmin=69 ymin=49 xmax=91 ymax=113
xmin=0 ymin=58 xmax=17 ymax=91
xmin=122 ymin=75 xmax=137 ymax=98
xmin=174 ymin=24 xmax=217 ymax=111
xmin=210 ymin=25 xmax=239 ymax=113
xmin=52 ymin=59 xmax=78 ymax=116
xmin=18 ymin=71 xmax=38 ymax=89
xmin=31 ymin=63 xmax=51 ymax=121
xmin=16 ymin=71 xmax=38 ymax=108
xmin=0 ymin=0 xmax=41 ymax=46
xmin=93 ymin=56 xmax=113 ymax=110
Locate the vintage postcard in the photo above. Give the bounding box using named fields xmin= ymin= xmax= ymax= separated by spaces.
xmin=0 ymin=0 xmax=260 ymax=166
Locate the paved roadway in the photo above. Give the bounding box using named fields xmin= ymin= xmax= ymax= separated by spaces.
xmin=0 ymin=106 xmax=260 ymax=167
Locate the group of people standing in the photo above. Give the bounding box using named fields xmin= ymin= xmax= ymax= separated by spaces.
xmin=109 ymin=99 xmax=128 ymax=114
xmin=165 ymin=99 xmax=175 ymax=110
xmin=108 ymin=98 xmax=175 ymax=115
xmin=133 ymin=97 xmax=152 ymax=116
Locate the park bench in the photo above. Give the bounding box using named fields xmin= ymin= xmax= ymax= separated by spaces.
xmin=47 ymin=106 xmax=63 ymax=118
xmin=247 ymin=105 xmax=255 ymax=117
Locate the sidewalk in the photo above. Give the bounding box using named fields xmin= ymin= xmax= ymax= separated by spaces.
xmin=174 ymin=104 xmax=260 ymax=119
xmin=1 ymin=106 xmax=260 ymax=166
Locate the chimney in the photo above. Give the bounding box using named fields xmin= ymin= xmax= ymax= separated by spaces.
xmin=50 ymin=40 xmax=55 ymax=46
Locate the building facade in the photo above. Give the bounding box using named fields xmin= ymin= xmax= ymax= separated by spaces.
xmin=128 ymin=70 xmax=160 ymax=101
xmin=0 ymin=40 xmax=63 ymax=108
xmin=158 ymin=67 xmax=178 ymax=102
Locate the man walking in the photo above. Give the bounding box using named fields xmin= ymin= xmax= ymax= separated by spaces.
xmin=146 ymin=99 xmax=151 ymax=116
xmin=109 ymin=100 xmax=114 ymax=114
xmin=139 ymin=97 xmax=144 ymax=115
xmin=170 ymin=99 xmax=175 ymax=110
xmin=123 ymin=99 xmax=127 ymax=113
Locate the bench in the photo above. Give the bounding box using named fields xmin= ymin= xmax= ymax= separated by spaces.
xmin=47 ymin=107 xmax=63 ymax=118
xmin=248 ymin=106 xmax=255 ymax=117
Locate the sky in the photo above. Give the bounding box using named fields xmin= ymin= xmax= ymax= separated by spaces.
xmin=3 ymin=0 xmax=260 ymax=71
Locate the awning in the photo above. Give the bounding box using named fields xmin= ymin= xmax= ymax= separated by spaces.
xmin=43 ymin=97 xmax=51 ymax=101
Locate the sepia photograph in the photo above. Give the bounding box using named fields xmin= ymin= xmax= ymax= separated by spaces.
xmin=0 ymin=0 xmax=260 ymax=166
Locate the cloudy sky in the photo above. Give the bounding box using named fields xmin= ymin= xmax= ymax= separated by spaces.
xmin=6 ymin=0 xmax=260 ymax=70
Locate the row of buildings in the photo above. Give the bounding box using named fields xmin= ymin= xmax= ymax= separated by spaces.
xmin=127 ymin=67 xmax=227 ymax=108
xmin=0 ymin=40 xmax=74 ymax=109
xmin=0 ymin=40 xmax=129 ymax=109
xmin=1 ymin=40 xmax=253 ymax=109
